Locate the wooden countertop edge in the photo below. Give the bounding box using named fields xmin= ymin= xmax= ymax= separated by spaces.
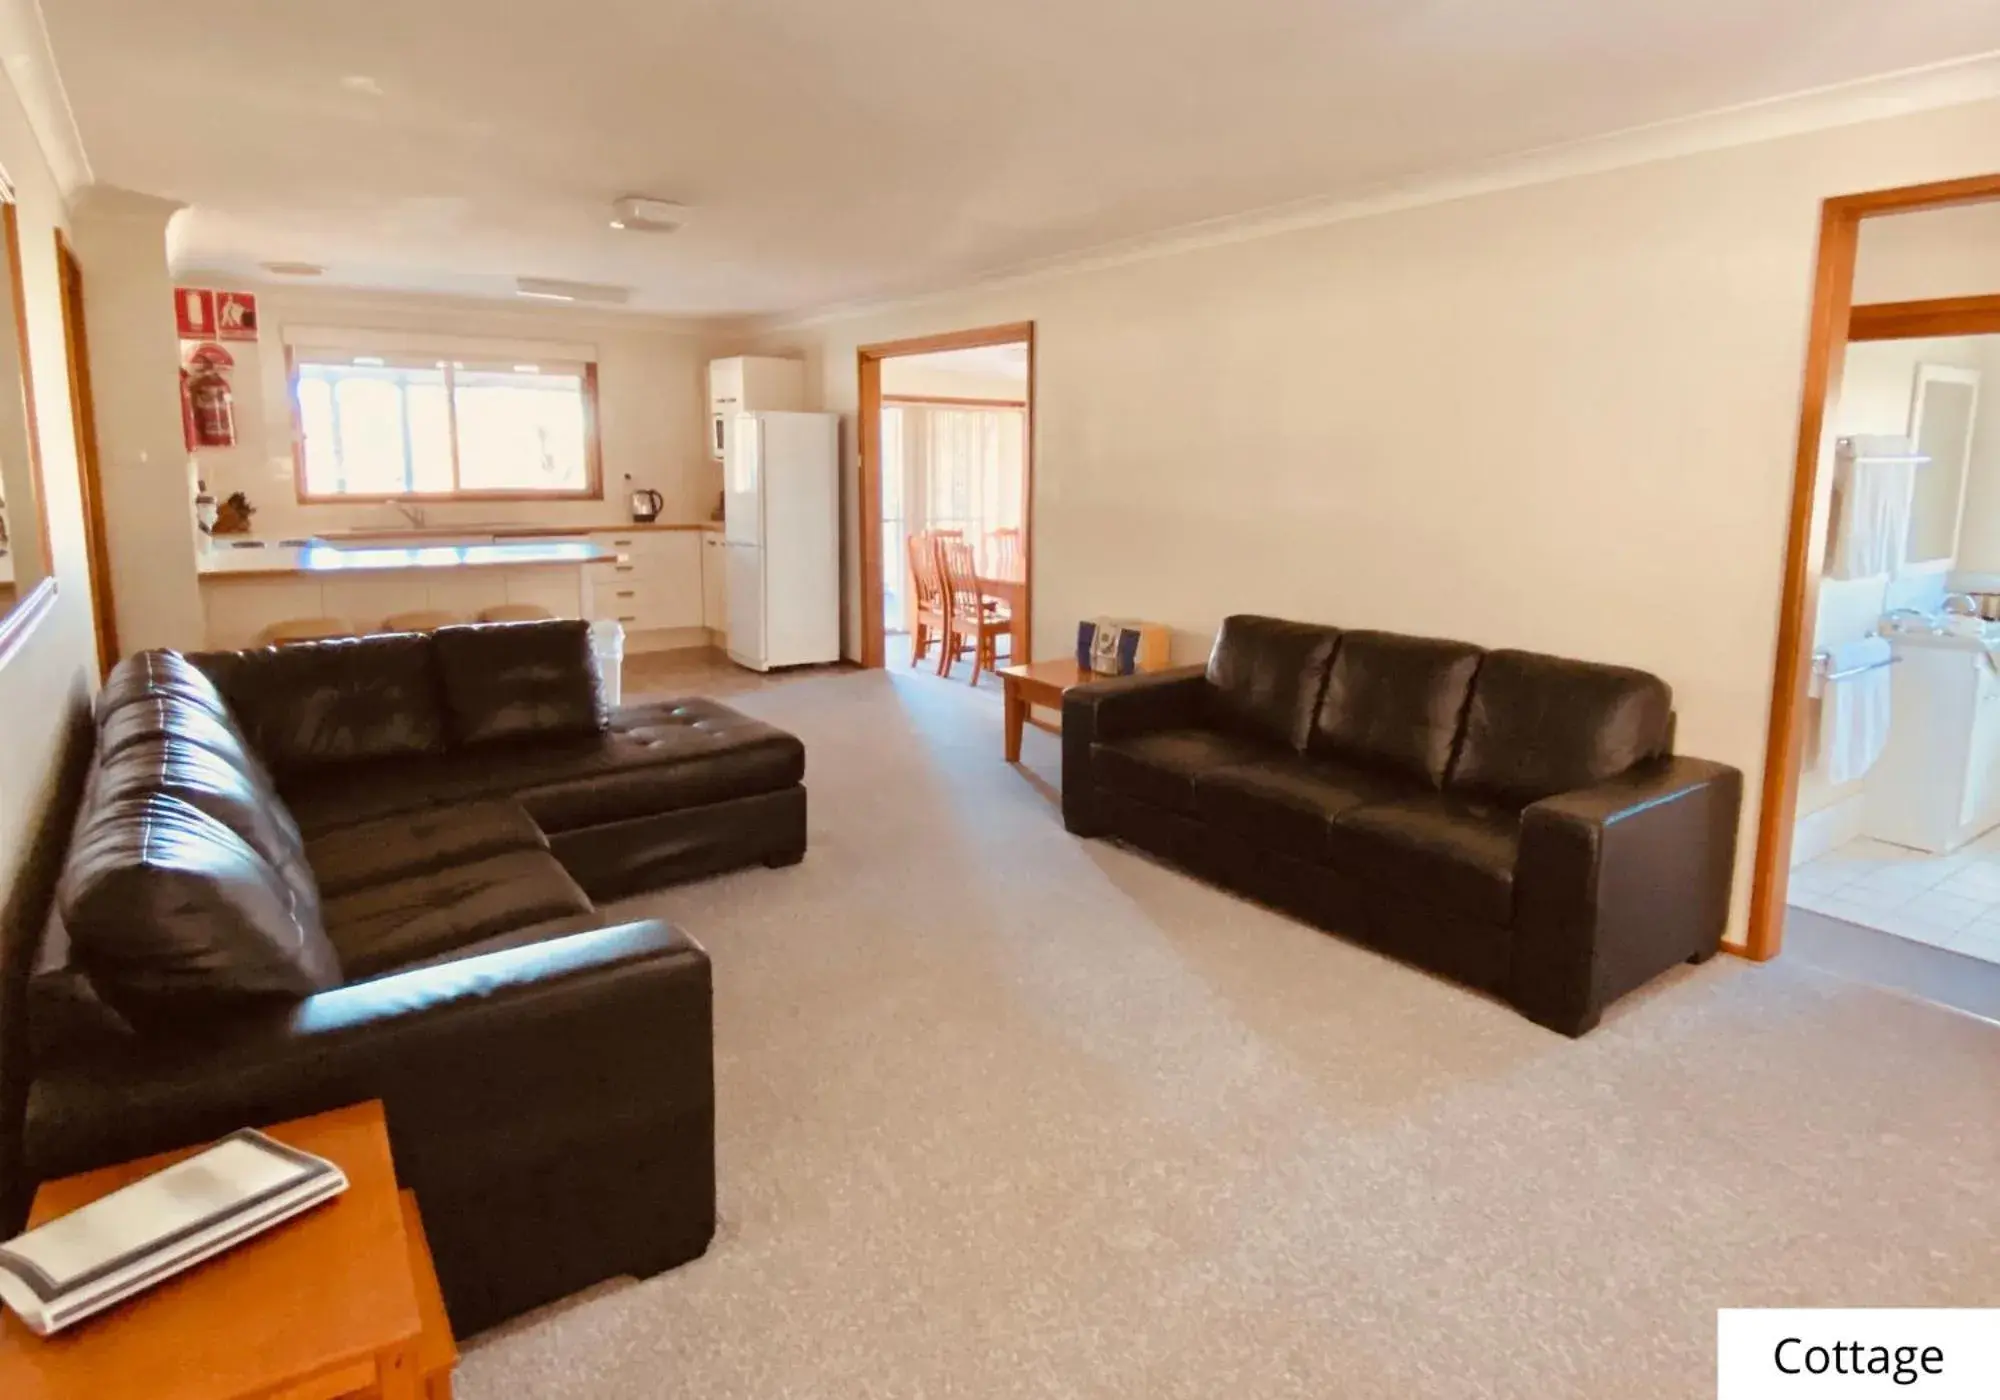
xmin=200 ymin=555 xmax=620 ymax=582
xmin=496 ymin=522 xmax=722 ymax=536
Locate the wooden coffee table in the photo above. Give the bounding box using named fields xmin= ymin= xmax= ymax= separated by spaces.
xmin=0 ymin=1101 xmax=456 ymax=1400
xmin=998 ymin=657 xmax=1102 ymax=763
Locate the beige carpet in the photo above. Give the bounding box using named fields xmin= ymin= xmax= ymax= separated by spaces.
xmin=456 ymin=666 xmax=2000 ymax=1399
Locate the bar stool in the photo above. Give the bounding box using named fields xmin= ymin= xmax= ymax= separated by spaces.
xmin=477 ymin=604 xmax=556 ymax=623
xmin=379 ymin=610 xmax=463 ymax=634
xmin=259 ymin=617 xmax=354 ymax=646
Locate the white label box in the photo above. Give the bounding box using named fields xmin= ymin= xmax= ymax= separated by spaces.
xmin=1718 ymin=1310 xmax=2000 ymax=1397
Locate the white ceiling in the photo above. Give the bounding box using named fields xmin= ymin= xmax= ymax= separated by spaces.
xmin=38 ymin=0 xmax=2000 ymax=319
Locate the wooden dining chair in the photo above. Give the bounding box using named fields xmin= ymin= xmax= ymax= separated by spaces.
xmin=938 ymin=536 xmax=1011 ymax=685
xmin=906 ymin=531 xmax=951 ymax=668
xmin=985 ymin=527 xmax=1025 ymax=583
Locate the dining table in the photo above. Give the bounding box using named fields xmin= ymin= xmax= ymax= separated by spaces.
xmin=977 ymin=573 xmax=1027 ymax=664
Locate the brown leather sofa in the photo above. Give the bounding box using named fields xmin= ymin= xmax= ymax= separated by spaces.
xmin=2 ymin=621 xmax=807 ymax=1334
xmin=1062 ymin=615 xmax=1742 ymax=1036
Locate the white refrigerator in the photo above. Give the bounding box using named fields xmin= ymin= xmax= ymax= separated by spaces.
xmin=724 ymin=410 xmax=841 ymax=671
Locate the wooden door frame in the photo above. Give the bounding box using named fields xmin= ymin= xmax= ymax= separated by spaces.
xmin=1745 ymin=171 xmax=2000 ymax=961
xmin=856 ymin=321 xmax=1035 ymax=669
xmin=55 ymin=230 xmax=116 ymax=675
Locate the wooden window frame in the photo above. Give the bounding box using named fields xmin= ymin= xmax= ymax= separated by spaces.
xmin=288 ymin=349 xmax=604 ymax=504
xmin=1746 ymin=171 xmax=2000 ymax=962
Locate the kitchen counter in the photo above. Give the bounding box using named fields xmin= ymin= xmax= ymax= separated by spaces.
xmin=199 ymin=540 xmax=620 ymax=581
xmin=289 ymin=521 xmax=723 ymax=545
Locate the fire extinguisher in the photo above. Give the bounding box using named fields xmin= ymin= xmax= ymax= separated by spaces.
xmin=184 ymin=342 xmax=237 ymax=449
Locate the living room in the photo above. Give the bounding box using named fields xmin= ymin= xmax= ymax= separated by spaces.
xmin=1 ymin=2 xmax=1998 ymax=1397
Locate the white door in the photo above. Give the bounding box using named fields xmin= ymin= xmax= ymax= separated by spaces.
xmin=725 ymin=542 xmax=766 ymax=669
xmin=723 ymin=414 xmax=763 ymax=547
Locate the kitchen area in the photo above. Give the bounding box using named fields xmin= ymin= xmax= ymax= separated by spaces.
xmin=165 ymin=279 xmax=837 ymax=683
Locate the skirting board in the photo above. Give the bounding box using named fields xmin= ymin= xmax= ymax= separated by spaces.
xmin=1792 ymin=791 xmax=1865 ymax=867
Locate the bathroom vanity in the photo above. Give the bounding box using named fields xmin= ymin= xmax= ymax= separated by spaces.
xmin=1865 ymin=625 xmax=2000 ymax=853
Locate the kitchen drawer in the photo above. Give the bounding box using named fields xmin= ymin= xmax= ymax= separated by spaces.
xmin=590 ymin=530 xmax=693 ymax=560
xmin=587 ymin=580 xmax=702 ymax=629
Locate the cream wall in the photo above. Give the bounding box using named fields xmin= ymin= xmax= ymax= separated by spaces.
xmin=182 ymin=283 xmax=725 ymax=535
xmin=72 ymin=187 xmax=205 ymax=653
xmin=757 ymin=97 xmax=2000 ymax=947
xmin=0 ymin=70 xmax=98 ymax=908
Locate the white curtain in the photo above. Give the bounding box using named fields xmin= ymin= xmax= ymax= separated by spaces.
xmin=882 ymin=403 xmax=1026 ymax=632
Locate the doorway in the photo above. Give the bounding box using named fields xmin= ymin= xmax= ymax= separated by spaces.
xmin=55 ymin=231 xmax=117 ymax=675
xmin=856 ymin=323 xmax=1034 ymax=674
xmin=1751 ymin=175 xmax=2000 ymax=992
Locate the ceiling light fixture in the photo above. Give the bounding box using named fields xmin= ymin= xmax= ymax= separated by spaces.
xmin=608 ymin=196 xmax=686 ymax=233
xmin=261 ymin=261 xmax=325 ymax=278
xmin=514 ymin=276 xmax=632 ymax=305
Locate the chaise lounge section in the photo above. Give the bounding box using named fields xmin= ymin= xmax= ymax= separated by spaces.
xmin=4 ymin=620 xmax=808 ymax=1334
xmin=1062 ymin=615 xmax=1742 ymax=1036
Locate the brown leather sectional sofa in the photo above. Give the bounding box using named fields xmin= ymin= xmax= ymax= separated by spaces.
xmin=1 ymin=620 xmax=807 ymax=1334
xmin=1063 ymin=615 xmax=1743 ymax=1036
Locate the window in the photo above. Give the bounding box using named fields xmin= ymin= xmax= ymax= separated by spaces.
xmin=292 ymin=352 xmax=599 ymax=499
xmin=880 ymin=401 xmax=1025 ymax=634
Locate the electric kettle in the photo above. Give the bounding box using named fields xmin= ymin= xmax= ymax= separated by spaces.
xmin=629 ymin=487 xmax=664 ymax=523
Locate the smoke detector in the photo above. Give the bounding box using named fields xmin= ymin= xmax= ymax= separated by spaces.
xmin=609 ymin=196 xmax=686 ymax=233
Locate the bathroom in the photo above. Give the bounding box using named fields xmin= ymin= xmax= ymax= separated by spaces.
xmin=1787 ymin=325 xmax=2000 ymax=967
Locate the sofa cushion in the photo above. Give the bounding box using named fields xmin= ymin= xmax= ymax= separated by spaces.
xmin=1309 ymin=631 xmax=1484 ymax=789
xmin=277 ymin=698 xmax=807 ymax=837
xmin=278 ymin=758 xmax=474 ymax=836
xmin=56 ymin=793 xmax=342 ymax=1033
xmin=1092 ymin=729 xmax=1280 ymax=814
xmin=305 ymin=799 xmax=549 ymax=898
xmin=512 ymin=700 xmax=806 ymax=832
xmin=1203 ymin=615 xmax=1341 ymax=750
xmin=1448 ymin=649 xmax=1673 ymax=807
xmin=433 ymin=620 xmax=608 ymax=748
xmin=1194 ymin=757 xmax=1415 ymax=861
xmin=95 ymin=650 xmax=235 ymax=724
xmin=87 ymin=737 xmax=320 ymax=934
xmin=323 ymin=849 xmax=594 ymax=980
xmin=385 ymin=911 xmax=610 ymax=975
xmin=98 ymin=693 xmax=267 ymax=775
xmin=193 ymin=633 xmax=449 ymax=775
xmin=1327 ymin=794 xmax=1522 ymax=924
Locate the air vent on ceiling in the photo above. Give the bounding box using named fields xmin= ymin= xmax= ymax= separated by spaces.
xmin=514 ymin=276 xmax=632 ymax=305
xmin=609 ymin=196 xmax=686 ymax=233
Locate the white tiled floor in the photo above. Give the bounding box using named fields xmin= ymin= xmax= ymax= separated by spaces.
xmin=1789 ymin=833 xmax=2000 ymax=965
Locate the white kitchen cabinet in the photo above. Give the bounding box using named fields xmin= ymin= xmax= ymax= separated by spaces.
xmin=502 ymin=568 xmax=586 ymax=619
xmin=1864 ymin=634 xmax=2000 ymax=852
xmin=707 ymin=356 xmax=805 ymax=460
xmin=320 ymin=577 xmax=429 ymax=633
xmin=586 ymin=530 xmax=703 ymax=635
xmin=202 ymin=579 xmax=325 ymax=650
xmin=701 ymin=532 xmax=727 ymax=632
